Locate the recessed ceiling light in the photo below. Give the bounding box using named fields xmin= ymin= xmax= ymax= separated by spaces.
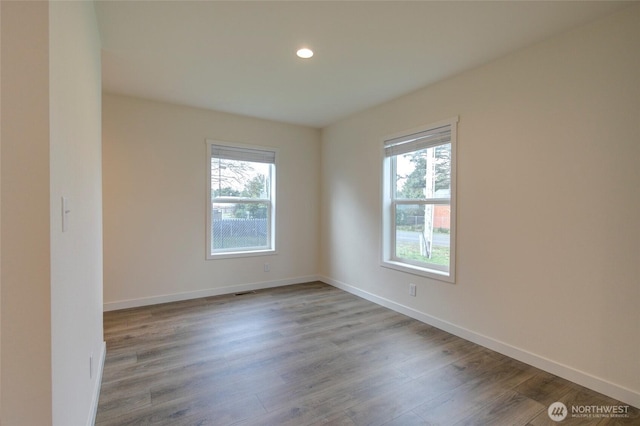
xmin=296 ymin=48 xmax=314 ymax=59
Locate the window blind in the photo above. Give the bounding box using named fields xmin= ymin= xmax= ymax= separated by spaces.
xmin=211 ymin=144 xmax=276 ymax=164
xmin=384 ymin=125 xmax=451 ymax=157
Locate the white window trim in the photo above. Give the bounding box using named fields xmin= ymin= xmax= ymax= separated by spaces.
xmin=206 ymin=139 xmax=278 ymax=260
xmin=381 ymin=117 xmax=458 ymax=283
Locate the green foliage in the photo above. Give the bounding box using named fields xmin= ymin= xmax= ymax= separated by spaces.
xmin=233 ymin=204 xmax=267 ymax=219
xmin=213 ymin=187 xmax=241 ymax=197
xmin=241 ymin=175 xmax=266 ymax=198
xmin=398 ymin=155 xmax=426 ymax=199
xmin=238 ymin=175 xmax=267 ymax=218
xmin=211 ymin=159 xmax=269 ymax=219
xmin=434 ymin=144 xmax=451 ymax=193
xmin=396 ymin=155 xmax=426 ymax=220
xmin=397 ymin=144 xmax=451 ymax=199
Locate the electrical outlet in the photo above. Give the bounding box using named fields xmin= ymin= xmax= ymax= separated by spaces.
xmin=409 ymin=283 xmax=417 ymax=297
xmin=264 ymin=263 xmax=270 ymax=272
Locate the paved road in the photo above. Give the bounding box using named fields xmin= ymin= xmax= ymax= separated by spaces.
xmin=397 ymin=230 xmax=450 ymax=247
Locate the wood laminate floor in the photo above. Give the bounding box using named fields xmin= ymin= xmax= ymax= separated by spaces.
xmin=96 ymin=282 xmax=638 ymax=425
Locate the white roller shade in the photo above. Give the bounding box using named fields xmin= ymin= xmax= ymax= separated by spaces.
xmin=384 ymin=125 xmax=451 ymax=157
xmin=211 ymin=144 xmax=276 ymax=164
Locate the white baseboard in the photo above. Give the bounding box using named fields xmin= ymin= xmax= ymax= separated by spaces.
xmin=321 ymin=275 xmax=640 ymax=409
xmin=103 ymin=275 xmax=321 ymax=311
xmin=87 ymin=341 xmax=106 ymax=426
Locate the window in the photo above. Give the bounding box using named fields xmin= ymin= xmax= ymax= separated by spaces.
xmin=382 ymin=117 xmax=457 ymax=282
xmin=206 ymin=141 xmax=276 ymax=259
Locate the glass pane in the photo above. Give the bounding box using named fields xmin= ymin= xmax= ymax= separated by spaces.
xmin=211 ymin=158 xmax=271 ymax=199
xmin=395 ymin=143 xmax=451 ymax=199
xmin=211 ymin=202 xmax=269 ymax=251
xmin=395 ymin=203 xmax=450 ymax=270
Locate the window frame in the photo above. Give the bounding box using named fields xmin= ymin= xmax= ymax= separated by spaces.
xmin=206 ymin=139 xmax=277 ymax=260
xmin=381 ymin=117 xmax=458 ymax=283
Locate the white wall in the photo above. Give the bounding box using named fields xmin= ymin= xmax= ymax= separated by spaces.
xmin=0 ymin=2 xmax=104 ymax=425
xmin=49 ymin=1 xmax=104 ymax=425
xmin=320 ymin=5 xmax=640 ymax=407
xmin=0 ymin=0 xmax=3 ymax=416
xmin=103 ymin=94 xmax=321 ymax=308
xmin=1 ymin=2 xmax=52 ymax=424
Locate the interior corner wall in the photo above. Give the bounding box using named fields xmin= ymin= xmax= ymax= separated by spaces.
xmin=0 ymin=1 xmax=53 ymax=424
xmin=102 ymin=94 xmax=321 ymax=308
xmin=49 ymin=1 xmax=104 ymax=425
xmin=0 ymin=0 xmax=3 ymax=418
xmin=320 ymin=4 xmax=640 ymax=407
xmin=0 ymin=0 xmax=3 ymax=417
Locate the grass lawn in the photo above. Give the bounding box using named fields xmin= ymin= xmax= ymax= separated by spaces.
xmin=396 ymin=242 xmax=449 ymax=266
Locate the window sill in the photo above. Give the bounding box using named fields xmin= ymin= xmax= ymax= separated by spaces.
xmin=381 ymin=259 xmax=454 ymax=283
xmin=207 ymin=249 xmax=276 ymax=260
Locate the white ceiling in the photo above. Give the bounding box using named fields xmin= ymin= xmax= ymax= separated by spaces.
xmin=95 ymin=1 xmax=629 ymax=128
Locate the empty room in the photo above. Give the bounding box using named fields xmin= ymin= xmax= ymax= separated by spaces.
xmin=1 ymin=1 xmax=639 ymax=425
